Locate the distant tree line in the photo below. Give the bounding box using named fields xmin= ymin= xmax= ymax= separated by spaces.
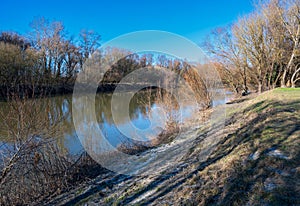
xmin=206 ymin=0 xmax=300 ymax=94
xmin=0 ymin=17 xmax=215 ymax=109
xmin=0 ymin=17 xmax=103 ymax=98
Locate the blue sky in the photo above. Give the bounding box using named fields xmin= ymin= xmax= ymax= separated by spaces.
xmin=0 ymin=0 xmax=254 ymax=44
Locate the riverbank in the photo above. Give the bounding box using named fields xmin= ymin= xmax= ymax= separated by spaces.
xmin=0 ymin=83 xmax=162 ymax=101
xmin=41 ymin=88 xmax=300 ymax=205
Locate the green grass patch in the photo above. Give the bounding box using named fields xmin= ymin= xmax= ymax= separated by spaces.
xmin=273 ymin=87 xmax=300 ymax=92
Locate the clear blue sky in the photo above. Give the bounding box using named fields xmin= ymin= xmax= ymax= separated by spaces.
xmin=0 ymin=0 xmax=254 ymax=44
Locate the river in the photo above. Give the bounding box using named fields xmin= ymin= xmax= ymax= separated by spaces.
xmin=0 ymin=89 xmax=232 ymax=155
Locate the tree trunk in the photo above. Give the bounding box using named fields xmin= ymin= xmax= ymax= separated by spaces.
xmin=291 ymin=67 xmax=300 ymax=88
xmin=258 ymin=81 xmax=263 ymax=93
xmin=281 ymin=69 xmax=287 ymax=88
xmin=243 ymin=67 xmax=248 ymax=93
xmin=282 ymin=26 xmax=300 ymax=87
xmin=286 ymin=79 xmax=291 ymax=87
xmin=272 ymin=69 xmax=282 ymax=89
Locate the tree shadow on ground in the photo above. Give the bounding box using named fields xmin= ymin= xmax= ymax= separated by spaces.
xmin=117 ymin=99 xmax=300 ymax=205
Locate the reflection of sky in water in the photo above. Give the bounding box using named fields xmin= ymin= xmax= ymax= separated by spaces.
xmin=96 ymin=102 xmax=201 ymax=148
xmin=0 ymin=90 xmax=231 ymax=155
xmin=64 ymin=132 xmax=83 ymax=155
xmin=131 ymin=108 xmax=151 ymax=130
xmin=99 ymin=104 xmax=166 ymax=147
xmin=66 ymin=100 xmax=198 ymax=154
xmin=65 ymin=91 xmax=232 ymax=155
xmin=213 ymin=90 xmax=233 ymax=107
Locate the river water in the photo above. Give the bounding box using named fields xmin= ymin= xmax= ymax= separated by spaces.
xmin=0 ymin=90 xmax=232 ymax=155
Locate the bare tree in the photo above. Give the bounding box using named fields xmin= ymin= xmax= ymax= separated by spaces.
xmin=205 ymin=26 xmax=248 ymax=94
xmin=62 ymin=39 xmax=81 ymax=83
xmin=268 ymin=0 xmax=300 ymax=87
xmin=207 ymin=0 xmax=300 ymax=91
xmin=79 ymin=30 xmax=101 ymax=68
xmin=30 ymin=17 xmax=67 ymax=82
xmin=233 ymin=13 xmax=272 ymax=93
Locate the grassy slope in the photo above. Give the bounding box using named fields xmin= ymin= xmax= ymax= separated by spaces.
xmin=165 ymin=89 xmax=300 ymax=205
xmin=47 ymin=88 xmax=300 ymax=206
xmin=124 ymin=88 xmax=299 ymax=206
xmin=163 ymin=88 xmax=300 ymax=205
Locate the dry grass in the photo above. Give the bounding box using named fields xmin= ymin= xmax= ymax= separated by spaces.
xmin=167 ymin=88 xmax=300 ymax=205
